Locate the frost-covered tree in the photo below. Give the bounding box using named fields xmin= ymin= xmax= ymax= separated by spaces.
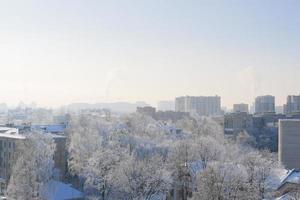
xmin=192 ymin=141 xmax=283 ymax=200
xmin=83 ymin=143 xmax=129 ymax=200
xmin=6 ymin=132 xmax=55 ymax=200
xmin=193 ymin=162 xmax=249 ymax=200
xmin=189 ymin=135 xmax=224 ymax=168
xmin=241 ymin=150 xmax=281 ymax=199
xmin=67 ymin=115 xmax=103 ymax=176
xmin=117 ymin=155 xmax=171 ymax=200
xmin=65 ymin=112 xmax=285 ymax=200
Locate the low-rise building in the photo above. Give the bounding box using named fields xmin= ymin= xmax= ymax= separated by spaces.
xmin=233 ymin=103 xmax=249 ymax=113
xmin=224 ymin=112 xmax=253 ymax=132
xmin=154 ymin=111 xmax=190 ymax=122
xmin=0 ymin=127 xmax=67 ymax=194
xmin=276 ymin=169 xmax=300 ymax=199
xmin=0 ymin=127 xmax=24 ymax=195
xmin=137 ymin=106 xmax=156 ymax=118
xmin=0 ymin=128 xmax=24 ymax=182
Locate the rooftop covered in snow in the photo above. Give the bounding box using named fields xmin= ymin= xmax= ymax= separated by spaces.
xmin=0 ymin=127 xmax=25 ymax=139
xmin=277 ymin=169 xmax=300 ymax=190
xmin=41 ymin=180 xmax=84 ymax=200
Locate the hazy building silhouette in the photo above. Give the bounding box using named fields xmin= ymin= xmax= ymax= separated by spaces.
xmin=154 ymin=111 xmax=190 ymax=122
xmin=255 ymin=95 xmax=275 ymax=114
xmin=284 ymin=95 xmax=300 ymax=115
xmin=233 ymin=103 xmax=249 ymax=113
xmin=175 ymin=96 xmax=221 ymax=116
xmin=136 ymin=106 xmax=156 ymax=118
xmin=224 ymin=112 xmax=253 ymax=131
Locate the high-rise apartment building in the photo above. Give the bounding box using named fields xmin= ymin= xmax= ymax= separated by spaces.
xmin=255 ymin=95 xmax=275 ymax=114
xmin=278 ymin=119 xmax=300 ymax=170
xmin=175 ymin=96 xmax=221 ymax=116
xmin=284 ymin=95 xmax=300 ymax=114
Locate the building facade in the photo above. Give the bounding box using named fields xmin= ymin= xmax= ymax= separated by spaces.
xmin=278 ymin=119 xmax=300 ymax=170
xmin=0 ymin=127 xmax=67 ymax=193
xmin=154 ymin=111 xmax=190 ymax=122
xmin=233 ymin=103 xmax=249 ymax=113
xmin=224 ymin=112 xmax=253 ymax=131
xmin=175 ymin=96 xmax=221 ymax=116
xmin=284 ymin=95 xmax=300 ymax=115
xmin=0 ymin=128 xmax=24 ymax=195
xmin=255 ymin=95 xmax=275 ymax=114
xmin=136 ymin=106 xmax=156 ymax=118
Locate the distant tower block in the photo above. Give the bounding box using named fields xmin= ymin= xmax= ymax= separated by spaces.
xmin=255 ymin=95 xmax=275 ymax=114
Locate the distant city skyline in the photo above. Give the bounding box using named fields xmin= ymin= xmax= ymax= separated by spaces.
xmin=0 ymin=1 xmax=299 ymax=108
xmin=0 ymin=93 xmax=297 ymax=110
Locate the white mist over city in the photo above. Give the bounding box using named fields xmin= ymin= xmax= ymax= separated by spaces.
xmin=0 ymin=1 xmax=299 ymax=200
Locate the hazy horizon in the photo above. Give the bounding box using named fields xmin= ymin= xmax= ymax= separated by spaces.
xmin=1 ymin=1 xmax=299 ymax=108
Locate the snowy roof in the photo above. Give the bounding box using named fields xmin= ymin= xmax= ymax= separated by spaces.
xmin=279 ymin=119 xmax=300 ymax=122
xmin=44 ymin=133 xmax=67 ymax=139
xmin=42 ymin=180 xmax=84 ymax=200
xmin=0 ymin=127 xmax=25 ymax=139
xmin=278 ymin=169 xmax=300 ymax=190
xmin=275 ymin=193 xmax=292 ymax=200
xmin=32 ymin=125 xmax=66 ymax=133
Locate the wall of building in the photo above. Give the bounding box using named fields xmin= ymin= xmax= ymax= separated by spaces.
xmin=284 ymin=95 xmax=300 ymax=114
xmin=175 ymin=96 xmax=221 ymax=116
xmin=255 ymin=95 xmax=275 ymax=114
xmin=279 ymin=119 xmax=300 ymax=170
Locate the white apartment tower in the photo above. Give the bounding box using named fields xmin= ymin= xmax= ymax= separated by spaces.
xmin=175 ymin=96 xmax=221 ymax=116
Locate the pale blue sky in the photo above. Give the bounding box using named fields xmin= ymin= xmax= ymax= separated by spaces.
xmin=0 ymin=0 xmax=299 ymax=108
